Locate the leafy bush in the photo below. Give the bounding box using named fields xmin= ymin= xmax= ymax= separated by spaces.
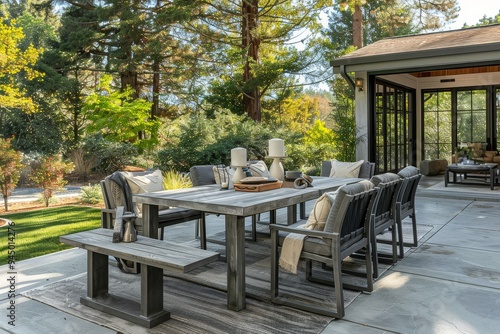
xmin=157 ymin=112 xmax=276 ymax=171
xmin=30 ymin=155 xmax=74 ymax=207
xmin=0 ymin=138 xmax=24 ymax=211
xmin=81 ymin=135 xmax=138 ymax=175
xmin=156 ymin=111 xmax=348 ymax=176
xmin=80 ymin=183 xmax=103 ymax=204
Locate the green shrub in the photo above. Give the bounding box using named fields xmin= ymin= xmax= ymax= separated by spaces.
xmin=80 ymin=183 xmax=103 ymax=204
xmin=30 ymin=155 xmax=74 ymax=207
xmin=82 ymin=135 xmax=138 ymax=174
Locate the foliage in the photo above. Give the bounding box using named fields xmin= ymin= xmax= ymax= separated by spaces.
xmin=0 ymin=206 xmax=101 ymax=265
xmin=263 ymin=92 xmax=321 ymax=133
xmin=162 ymin=170 xmax=192 ymax=190
xmin=4 ymin=106 xmax=65 ymax=155
xmin=463 ymin=10 xmax=500 ymax=28
xmin=0 ymin=138 xmax=24 ymax=211
xmin=29 ymin=155 xmax=74 ymax=207
xmin=198 ymin=0 xmax=334 ymax=121
xmin=329 ymin=77 xmax=365 ymax=161
xmin=0 ymin=15 xmax=43 ymax=113
xmin=157 ymin=112 xmax=277 ymax=171
xmin=79 ymin=135 xmax=138 ymax=175
xmin=80 ymin=183 xmax=103 ymax=205
xmin=83 ymin=75 xmax=160 ymax=153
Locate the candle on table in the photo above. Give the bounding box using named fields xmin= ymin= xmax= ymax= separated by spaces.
xmin=269 ymin=138 xmax=285 ymax=157
xmin=231 ymin=147 xmax=247 ymax=166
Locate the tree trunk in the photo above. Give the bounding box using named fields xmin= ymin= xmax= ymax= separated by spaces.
xmin=242 ymin=0 xmax=261 ymax=122
xmin=352 ymin=4 xmax=363 ymax=48
xmin=3 ymin=195 xmax=8 ymax=212
xmin=121 ymin=70 xmax=139 ymax=98
xmin=151 ymin=60 xmax=160 ymax=119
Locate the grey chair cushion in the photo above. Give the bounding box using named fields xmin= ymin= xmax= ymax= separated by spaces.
xmin=324 ymin=180 xmax=374 ymax=234
xmin=398 ymin=166 xmax=419 ymax=178
xmin=359 ymin=161 xmax=375 ymax=179
xmin=370 ymin=172 xmax=400 ymax=186
xmin=189 ymin=165 xmax=217 ymax=186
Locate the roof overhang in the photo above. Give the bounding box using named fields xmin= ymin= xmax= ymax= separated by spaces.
xmin=332 ymin=44 xmax=500 ymax=75
xmin=331 ymin=25 xmax=500 ymax=76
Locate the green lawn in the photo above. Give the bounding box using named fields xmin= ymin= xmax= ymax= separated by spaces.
xmin=0 ymin=206 xmax=101 ymax=265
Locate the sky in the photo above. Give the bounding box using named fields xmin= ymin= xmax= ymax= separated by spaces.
xmin=444 ymin=0 xmax=500 ymax=29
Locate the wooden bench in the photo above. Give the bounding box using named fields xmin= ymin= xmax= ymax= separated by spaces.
xmin=60 ymin=228 xmax=219 ymax=328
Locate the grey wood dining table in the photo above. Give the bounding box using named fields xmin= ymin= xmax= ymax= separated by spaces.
xmin=133 ymin=176 xmax=360 ymax=311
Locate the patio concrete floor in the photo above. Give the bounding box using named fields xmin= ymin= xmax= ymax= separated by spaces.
xmin=2 ymin=175 xmax=500 ymax=333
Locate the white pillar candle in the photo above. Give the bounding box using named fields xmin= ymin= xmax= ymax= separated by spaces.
xmin=231 ymin=147 xmax=247 ymax=166
xmin=269 ymin=138 xmax=285 ymax=157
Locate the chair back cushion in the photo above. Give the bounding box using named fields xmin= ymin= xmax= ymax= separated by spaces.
xmin=324 ymin=180 xmax=374 ymax=235
xmin=190 ymin=165 xmax=217 ymax=186
xmin=397 ymin=166 xmax=419 ymax=178
xmin=123 ymin=169 xmax=164 ymax=195
xmin=359 ymin=161 xmax=375 ymax=179
xmin=329 ymin=159 xmax=365 ymax=178
xmin=370 ymin=173 xmax=402 ymax=223
xmin=321 ymin=160 xmax=374 ymax=179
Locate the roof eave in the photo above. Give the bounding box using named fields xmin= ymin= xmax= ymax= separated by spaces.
xmin=331 ymin=42 xmax=500 ymax=74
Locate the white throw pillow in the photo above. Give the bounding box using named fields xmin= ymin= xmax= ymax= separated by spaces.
xmin=123 ymin=170 xmax=164 ymax=213
xmin=212 ymin=165 xmax=230 ymax=185
xmin=125 ymin=169 xmax=164 ymax=194
xmin=329 ymin=159 xmax=364 ymax=178
xmin=304 ymin=193 xmax=332 ymax=231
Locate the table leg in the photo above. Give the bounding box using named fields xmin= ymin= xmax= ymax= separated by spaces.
xmin=225 ymin=215 xmax=246 ymax=311
xmin=445 ymin=169 xmax=449 ymax=187
xmin=87 ymin=251 xmax=108 ymax=298
xmin=287 ymin=204 xmax=297 ymax=225
xmin=491 ymin=168 xmax=495 ymax=190
xmin=299 ymin=202 xmax=306 ymax=219
xmin=142 ymin=204 xmax=159 ymax=239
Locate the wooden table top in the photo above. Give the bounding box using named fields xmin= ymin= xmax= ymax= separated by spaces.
xmin=133 ymin=177 xmax=360 ymax=217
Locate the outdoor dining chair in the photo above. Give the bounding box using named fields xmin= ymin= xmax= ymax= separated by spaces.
xmin=101 ymin=171 xmax=206 ymax=246
xmin=270 ymin=180 xmax=379 ymax=318
xmin=395 ymin=166 xmax=422 ymax=258
xmin=369 ymin=173 xmax=403 ymax=278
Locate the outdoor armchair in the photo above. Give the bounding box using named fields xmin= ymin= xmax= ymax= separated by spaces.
xmin=100 ymin=171 xmax=206 ymax=245
xmin=369 ymin=173 xmax=403 ymax=278
xmin=270 ymin=180 xmax=379 ymax=318
xmin=396 ymin=166 xmax=422 ymax=258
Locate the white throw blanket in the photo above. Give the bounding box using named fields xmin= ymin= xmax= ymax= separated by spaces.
xmin=279 ymin=194 xmax=332 ymax=274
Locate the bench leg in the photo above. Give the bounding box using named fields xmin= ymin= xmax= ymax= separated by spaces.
xmin=141 ymin=265 xmax=166 ymax=318
xmin=81 ymin=251 xmax=170 ymax=328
